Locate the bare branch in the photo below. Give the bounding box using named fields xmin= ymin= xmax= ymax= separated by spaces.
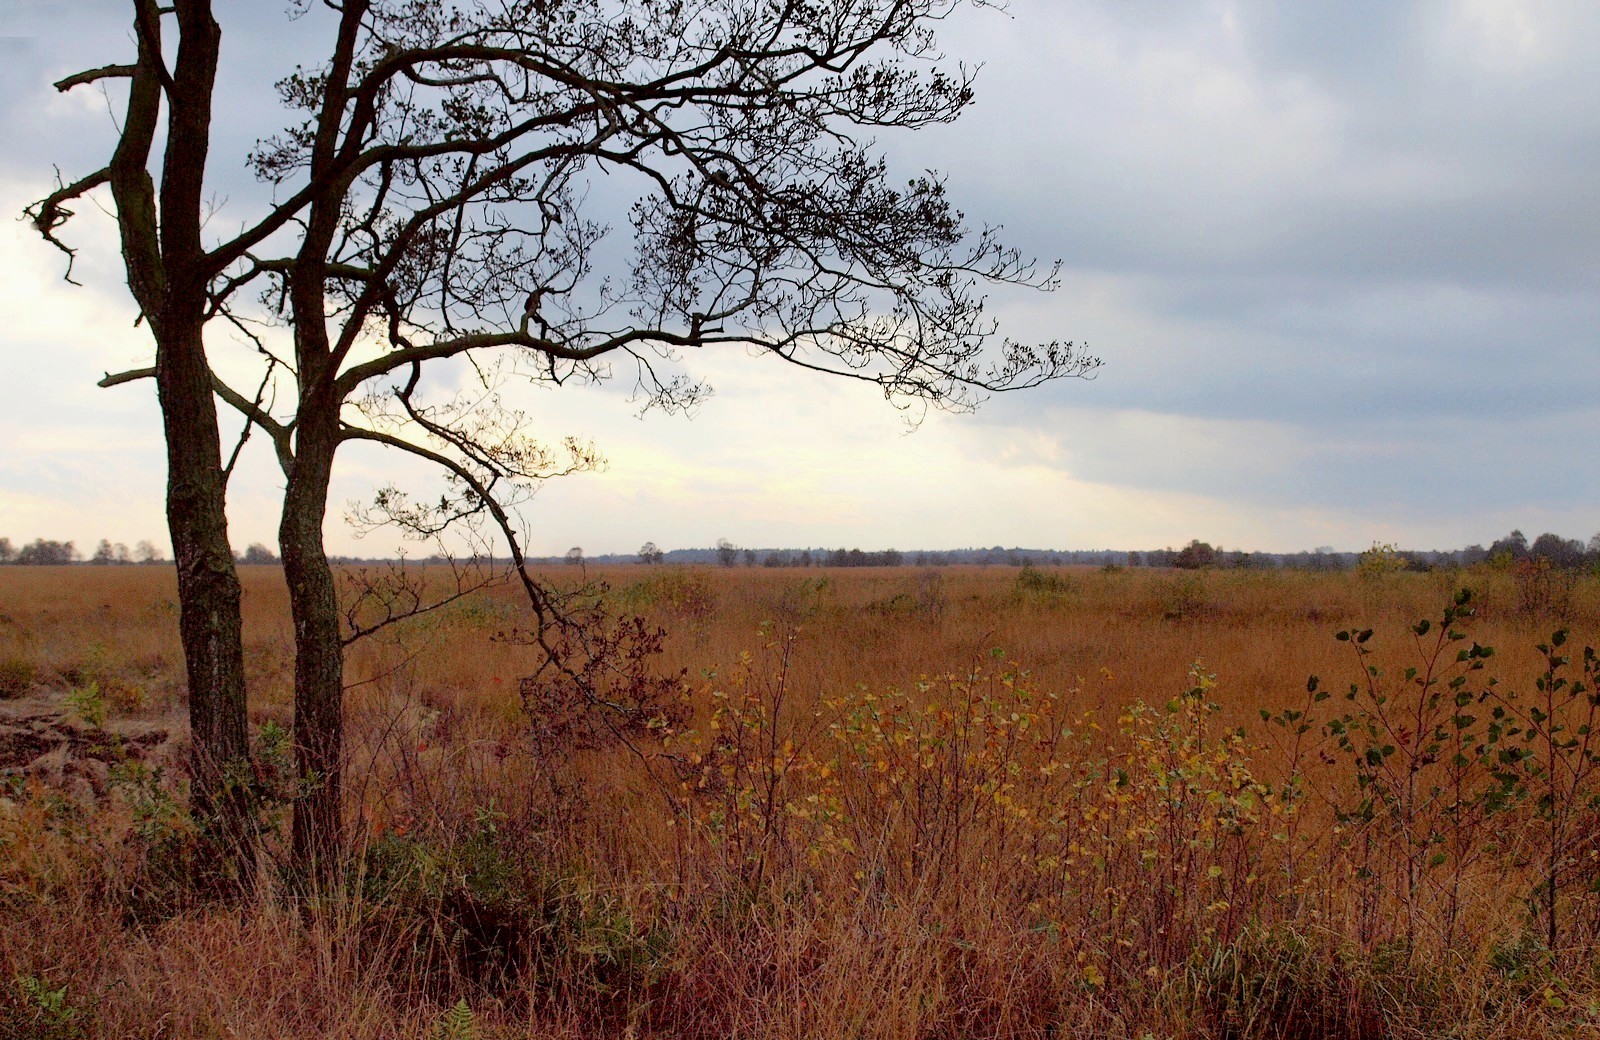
xmin=53 ymin=65 xmax=138 ymax=92
xmin=25 ymin=166 xmax=113 ymax=284
xmin=98 ymin=366 xmax=157 ymax=389
xmin=221 ymin=357 xmax=280 ymax=484
xmin=339 ymin=557 xmax=505 ymax=646
xmin=99 ymin=364 xmax=295 ymax=471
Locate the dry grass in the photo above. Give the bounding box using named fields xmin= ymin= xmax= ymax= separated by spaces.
xmin=2 ymin=562 xmax=1599 ymax=1038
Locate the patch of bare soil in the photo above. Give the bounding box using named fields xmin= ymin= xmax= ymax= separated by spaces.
xmin=0 ymin=689 xmax=181 ymax=802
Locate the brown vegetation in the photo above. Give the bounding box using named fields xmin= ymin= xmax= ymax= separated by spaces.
xmin=3 ymin=563 xmax=1599 ymax=1038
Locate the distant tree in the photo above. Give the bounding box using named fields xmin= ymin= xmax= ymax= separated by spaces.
xmin=114 ymin=542 xmax=132 ymax=564
xmin=716 ymin=539 xmax=740 ymax=568
xmin=135 ymin=540 xmax=165 ymax=564
xmin=1530 ymin=532 xmax=1585 ymax=569
xmin=1307 ymin=549 xmax=1344 ymax=572
xmin=240 ymin=543 xmax=280 ymax=565
xmin=1173 ymin=539 xmax=1217 ymax=570
xmin=1489 ymin=529 xmax=1530 ymax=563
xmin=0 ymin=538 xmax=13 ymax=564
xmin=91 ymin=539 xmax=116 ymax=565
xmin=637 ymin=541 xmax=664 ymax=566
xmin=799 ymin=550 xmax=814 ymax=568
xmin=16 ymin=539 xmax=76 ymax=565
xmin=743 ymin=548 xmax=758 ymax=568
xmin=565 ymin=547 xmax=585 ymax=566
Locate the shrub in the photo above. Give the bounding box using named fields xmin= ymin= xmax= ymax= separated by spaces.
xmin=1154 ymin=573 xmax=1212 ymax=622
xmin=0 ymin=657 xmax=34 ymax=700
xmin=361 ymin=813 xmax=670 ymax=1004
xmin=1013 ymin=565 xmax=1072 ymax=603
xmin=619 ymin=568 xmax=716 ymax=625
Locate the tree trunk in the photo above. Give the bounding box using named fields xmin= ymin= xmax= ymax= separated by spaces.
xmin=282 ymin=405 xmax=344 ymax=873
xmin=111 ymin=0 xmax=254 ymax=860
xmin=158 ymin=312 xmax=253 ymax=849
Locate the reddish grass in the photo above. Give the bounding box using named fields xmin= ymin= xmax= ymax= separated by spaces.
xmin=2 ymin=563 xmax=1598 ymax=1038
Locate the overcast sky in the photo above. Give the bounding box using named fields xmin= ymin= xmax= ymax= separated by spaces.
xmin=1 ymin=0 xmax=1596 ymax=557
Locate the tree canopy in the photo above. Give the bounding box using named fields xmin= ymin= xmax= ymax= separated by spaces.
xmin=30 ymin=0 xmax=1096 ymax=869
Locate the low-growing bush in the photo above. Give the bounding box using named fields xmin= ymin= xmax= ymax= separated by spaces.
xmin=0 ymin=657 xmax=34 ymax=700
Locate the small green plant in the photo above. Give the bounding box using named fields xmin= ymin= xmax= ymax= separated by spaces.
xmin=1305 ymin=590 xmax=1501 ymax=950
xmin=65 ymin=681 xmax=106 ymax=728
xmin=254 ymin=719 xmax=297 ymax=802
xmin=1266 ymin=590 xmax=1600 ymax=959
xmin=1 ymin=975 xmax=89 ymax=1040
xmin=1485 ymin=629 xmax=1600 ymax=950
xmin=432 ymin=998 xmax=477 ymax=1040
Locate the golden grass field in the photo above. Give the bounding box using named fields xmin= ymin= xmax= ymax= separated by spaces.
xmin=2 ymin=562 xmax=1599 ymax=1038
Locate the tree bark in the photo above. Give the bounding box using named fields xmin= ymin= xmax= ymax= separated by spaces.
xmin=109 ymin=0 xmax=254 ymax=854
xmin=159 ymin=308 xmax=252 ymax=842
xmin=280 ymin=155 xmax=348 ymax=870
xmin=282 ymin=408 xmax=343 ymax=873
xmin=280 ymin=5 xmax=364 ymax=872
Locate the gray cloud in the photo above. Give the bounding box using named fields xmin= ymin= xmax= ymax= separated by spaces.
xmin=871 ymin=0 xmax=1600 ymax=540
xmin=2 ymin=0 xmax=1596 ymax=552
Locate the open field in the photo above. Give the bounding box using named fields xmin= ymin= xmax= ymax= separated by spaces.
xmin=3 ymin=563 xmax=1600 ymax=1038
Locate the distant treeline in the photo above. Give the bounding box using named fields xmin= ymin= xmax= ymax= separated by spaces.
xmin=0 ymin=538 xmax=169 ymax=565
xmin=7 ymin=529 xmax=1597 ymax=572
xmin=1 ymin=537 xmax=230 ymax=565
xmin=551 ymin=529 xmax=1600 ymax=572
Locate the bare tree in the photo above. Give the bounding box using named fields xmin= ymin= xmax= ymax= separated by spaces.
xmin=33 ymin=0 xmax=1098 ymax=869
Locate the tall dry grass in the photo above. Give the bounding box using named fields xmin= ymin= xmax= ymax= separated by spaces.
xmin=2 ymin=562 xmax=1598 ymax=1037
